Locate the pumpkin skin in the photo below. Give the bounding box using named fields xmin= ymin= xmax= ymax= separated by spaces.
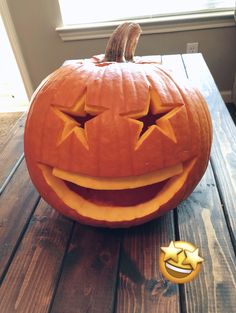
xmin=24 ymin=25 xmax=212 ymax=228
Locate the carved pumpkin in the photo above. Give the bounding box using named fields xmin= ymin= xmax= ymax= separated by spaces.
xmin=24 ymin=23 xmax=212 ymax=228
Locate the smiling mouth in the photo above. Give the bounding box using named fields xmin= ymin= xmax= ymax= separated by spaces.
xmin=50 ymin=163 xmax=183 ymax=206
xmin=37 ymin=158 xmax=196 ymax=223
xmin=52 ymin=163 xmax=183 ymax=191
xmin=165 ymin=262 xmax=192 ymax=278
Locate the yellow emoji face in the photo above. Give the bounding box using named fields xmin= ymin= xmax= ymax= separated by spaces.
xmin=160 ymin=241 xmax=204 ymax=283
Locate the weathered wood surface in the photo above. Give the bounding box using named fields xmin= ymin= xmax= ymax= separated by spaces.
xmin=183 ymin=53 xmax=236 ymax=247
xmin=0 ymin=114 xmax=26 ymax=194
xmin=163 ymin=54 xmax=236 ymax=313
xmin=115 ymin=213 xmax=180 ymax=313
xmin=50 ymin=225 xmax=122 ymax=313
xmin=177 ymin=166 xmax=236 ymax=313
xmin=0 ymin=112 xmax=25 ymax=151
xmin=0 ymin=199 xmax=73 ymax=313
xmin=0 ymin=54 xmax=235 ymax=313
xmin=0 ymin=160 xmax=39 ymax=283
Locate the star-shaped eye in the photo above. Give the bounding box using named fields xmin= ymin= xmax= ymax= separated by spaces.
xmin=137 ymin=110 xmax=165 ymax=136
xmin=161 ymin=241 xmax=182 ymax=262
xmin=66 ymin=112 xmax=95 ymax=129
xmin=182 ymin=248 xmax=204 ymax=270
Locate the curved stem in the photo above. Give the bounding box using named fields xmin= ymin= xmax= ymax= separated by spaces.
xmin=103 ymin=22 xmax=142 ymax=63
xmin=125 ymin=23 xmax=141 ymax=62
xmin=104 ymin=23 xmax=131 ymax=62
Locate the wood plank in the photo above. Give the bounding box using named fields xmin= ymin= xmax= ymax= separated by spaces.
xmin=0 ymin=160 xmax=39 ymax=282
xmin=162 ymin=54 xmax=188 ymax=81
xmin=115 ymin=55 xmax=184 ymax=313
xmin=0 ymin=112 xmax=25 ymax=150
xmin=177 ymin=165 xmax=236 ymax=313
xmin=115 ymin=213 xmax=180 ymax=313
xmin=182 ymin=53 xmax=236 ymax=246
xmin=0 ymin=114 xmax=26 ymax=193
xmin=0 ymin=199 xmax=73 ymax=313
xmin=162 ymin=54 xmax=236 ymax=312
xmin=50 ymin=224 xmax=122 ymax=313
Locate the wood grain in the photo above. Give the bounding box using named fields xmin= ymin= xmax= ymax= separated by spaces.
xmin=0 ymin=160 xmax=39 ymax=282
xmin=182 ymin=53 xmax=236 ymax=247
xmin=0 ymin=199 xmax=73 ymax=313
xmin=177 ymin=165 xmax=236 ymax=313
xmin=50 ymin=224 xmax=122 ymax=313
xmin=115 ymin=213 xmax=180 ymax=313
xmin=162 ymin=54 xmax=188 ymax=81
xmin=162 ymin=54 xmax=236 ymax=312
xmin=0 ymin=112 xmax=25 ymax=150
xmin=0 ymin=114 xmax=26 ymax=193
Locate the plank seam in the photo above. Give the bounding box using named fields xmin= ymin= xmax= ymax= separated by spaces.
xmin=210 ymin=157 xmax=236 ymax=255
xmin=111 ymin=231 xmax=124 ymax=313
xmin=0 ymin=194 xmax=41 ymax=286
xmin=0 ymin=153 xmax=25 ymax=196
xmin=176 ymin=55 xmax=193 ymax=313
xmin=47 ymin=221 xmax=76 ymax=313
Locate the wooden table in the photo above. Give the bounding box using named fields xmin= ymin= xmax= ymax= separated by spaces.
xmin=0 ymin=54 xmax=235 ymax=313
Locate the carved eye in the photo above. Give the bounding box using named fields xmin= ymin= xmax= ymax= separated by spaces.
xmin=66 ymin=112 xmax=95 ymax=129
xmin=137 ymin=110 xmax=166 ymax=136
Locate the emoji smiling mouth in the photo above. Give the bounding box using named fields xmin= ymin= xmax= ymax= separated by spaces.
xmin=165 ymin=261 xmax=193 ymax=278
xmin=165 ymin=262 xmax=192 ymax=274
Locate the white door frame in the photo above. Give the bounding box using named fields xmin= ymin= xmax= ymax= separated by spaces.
xmin=0 ymin=0 xmax=34 ymax=99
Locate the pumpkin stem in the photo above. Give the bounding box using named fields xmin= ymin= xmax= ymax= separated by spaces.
xmin=125 ymin=23 xmax=141 ymax=62
xmin=104 ymin=22 xmax=141 ymax=62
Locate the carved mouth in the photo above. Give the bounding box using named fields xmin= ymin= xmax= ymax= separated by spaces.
xmin=38 ymin=158 xmax=196 ymax=223
xmin=51 ymin=163 xmax=183 ymax=206
xmin=52 ymin=163 xmax=183 ymax=190
xmin=64 ymin=178 xmax=168 ymax=206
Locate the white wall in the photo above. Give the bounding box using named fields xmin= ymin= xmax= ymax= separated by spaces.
xmin=6 ymin=0 xmax=236 ymax=93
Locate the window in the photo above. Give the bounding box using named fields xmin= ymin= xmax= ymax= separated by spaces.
xmin=58 ymin=0 xmax=235 ymax=26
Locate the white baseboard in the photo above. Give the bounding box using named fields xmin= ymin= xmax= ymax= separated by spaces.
xmin=220 ymin=90 xmax=232 ymax=103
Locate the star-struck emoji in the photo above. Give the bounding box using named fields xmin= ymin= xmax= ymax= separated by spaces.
xmin=160 ymin=241 xmax=204 ymax=284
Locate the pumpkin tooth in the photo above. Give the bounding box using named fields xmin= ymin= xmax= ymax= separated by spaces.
xmin=52 ymin=163 xmax=183 ymax=190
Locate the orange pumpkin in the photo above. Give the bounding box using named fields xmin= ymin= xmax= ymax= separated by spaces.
xmin=24 ymin=23 xmax=212 ymax=228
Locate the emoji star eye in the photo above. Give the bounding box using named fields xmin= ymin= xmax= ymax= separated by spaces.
xmin=161 ymin=241 xmax=182 ymax=262
xmin=182 ymin=248 xmax=204 ymax=270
